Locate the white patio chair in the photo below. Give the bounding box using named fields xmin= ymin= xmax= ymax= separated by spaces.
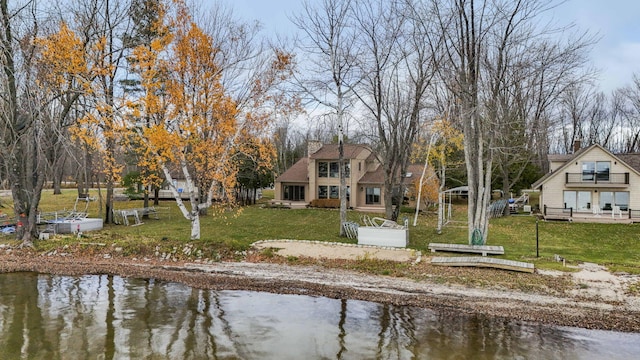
xmin=612 ymin=205 xmax=622 ymax=219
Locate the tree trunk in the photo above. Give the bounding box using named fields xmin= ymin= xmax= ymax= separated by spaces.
xmin=104 ymin=138 xmax=115 ymax=225
xmin=502 ymin=168 xmax=511 ymax=217
xmin=190 ymin=213 xmax=200 ymax=240
xmin=52 ymin=150 xmax=67 ymax=195
xmin=338 ymin=85 xmax=347 ymax=236
xmin=436 ymin=166 xmax=446 ymax=234
xmin=413 ymin=137 xmax=434 ymax=226
xmin=384 ymin=174 xmax=394 ymax=220
xmin=143 ymin=187 xmax=149 ymax=219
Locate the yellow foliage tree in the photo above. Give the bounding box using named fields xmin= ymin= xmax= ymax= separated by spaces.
xmin=412 ymin=118 xmax=463 ymax=228
xmin=128 ymin=2 xmax=287 ymax=239
xmin=39 ymin=1 xmax=134 ymax=224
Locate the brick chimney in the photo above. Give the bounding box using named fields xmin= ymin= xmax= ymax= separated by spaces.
xmin=307 ymin=140 xmax=323 ymax=156
xmin=573 ymin=140 xmax=581 ymax=153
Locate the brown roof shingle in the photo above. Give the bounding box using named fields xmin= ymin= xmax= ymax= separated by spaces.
xmin=614 ymin=153 xmax=640 ymax=173
xmin=359 ymin=166 xmax=384 ymax=184
xmin=275 ymin=158 xmax=308 ymax=183
xmin=358 ymin=164 xmax=427 ymax=185
xmin=532 ymin=145 xmax=640 ymax=189
xmin=309 ymin=144 xmax=370 ymax=160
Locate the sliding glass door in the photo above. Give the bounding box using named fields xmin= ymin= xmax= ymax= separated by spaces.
xmin=564 ymin=191 xmax=591 ymax=211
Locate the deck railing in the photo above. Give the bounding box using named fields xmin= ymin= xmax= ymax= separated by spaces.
xmin=544 ymin=205 xmax=640 ymax=220
xmin=543 ymin=205 xmax=573 ymax=217
xmin=565 ymin=172 xmax=629 ymax=185
xmin=629 ymin=209 xmax=640 ymax=219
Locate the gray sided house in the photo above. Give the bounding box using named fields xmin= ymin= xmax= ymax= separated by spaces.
xmin=274 ymin=141 xmax=422 ymax=211
xmin=532 ymin=143 xmax=640 ymax=222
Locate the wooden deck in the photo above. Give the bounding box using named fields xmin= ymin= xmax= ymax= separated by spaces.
xmin=542 ymin=213 xmax=636 ymax=224
xmin=542 ymin=206 xmax=640 ymax=223
xmin=428 ymin=243 xmax=504 ymax=256
xmin=430 ymin=256 xmax=535 ymax=273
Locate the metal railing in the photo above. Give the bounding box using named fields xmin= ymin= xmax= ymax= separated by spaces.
xmin=544 ymin=205 xmax=640 ymax=220
xmin=543 ymin=205 xmax=573 ymax=217
xmin=629 ymin=209 xmax=640 ymax=219
xmin=565 ymin=172 xmax=629 ymax=185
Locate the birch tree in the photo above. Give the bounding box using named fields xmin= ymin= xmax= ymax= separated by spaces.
xmin=292 ymin=0 xmax=359 ymax=235
xmin=129 ymin=3 xmax=286 ymax=239
xmin=353 ymin=0 xmax=437 ymax=220
xmin=431 ymin=0 xmax=592 ymax=243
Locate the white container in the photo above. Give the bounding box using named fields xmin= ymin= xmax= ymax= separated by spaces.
xmin=357 ymin=227 xmax=408 ymax=248
xmin=53 ymin=218 xmax=104 ymax=234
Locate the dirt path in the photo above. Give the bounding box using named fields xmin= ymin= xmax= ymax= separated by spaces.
xmin=252 ymin=240 xmax=420 ymax=262
xmin=254 ymin=240 xmax=640 ymax=311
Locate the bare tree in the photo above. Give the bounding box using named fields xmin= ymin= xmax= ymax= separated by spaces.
xmin=291 ymin=0 xmax=359 ymax=235
xmin=430 ymin=0 xmax=593 ymax=243
xmin=352 ymin=0 xmax=437 ymax=219
xmin=493 ymin=34 xmax=594 ymax=207
xmin=0 ymin=0 xmax=81 ymax=244
xmin=616 ymin=74 xmax=640 ymax=153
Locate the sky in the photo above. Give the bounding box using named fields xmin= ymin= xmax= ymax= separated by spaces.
xmin=218 ymin=0 xmax=640 ymax=94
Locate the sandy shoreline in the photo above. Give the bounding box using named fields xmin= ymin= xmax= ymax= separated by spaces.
xmin=0 ymin=245 xmax=639 ymax=333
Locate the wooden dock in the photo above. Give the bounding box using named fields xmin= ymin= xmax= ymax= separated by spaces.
xmin=428 ymin=243 xmax=504 ymax=256
xmin=430 ymin=256 xmax=535 ymax=273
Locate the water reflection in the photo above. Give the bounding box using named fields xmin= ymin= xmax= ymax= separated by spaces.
xmin=0 ymin=273 xmax=637 ymax=359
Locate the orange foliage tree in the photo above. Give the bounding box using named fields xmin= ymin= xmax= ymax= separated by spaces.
xmin=409 ymin=174 xmax=439 ymax=208
xmin=34 ymin=22 xmax=91 ymax=196
xmin=128 ymin=3 xmax=289 ymax=239
xmin=42 ymin=1 xmax=133 ymax=224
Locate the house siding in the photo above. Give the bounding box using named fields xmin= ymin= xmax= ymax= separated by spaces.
xmin=540 ymin=146 xmax=640 ymax=212
xmin=274 ymin=143 xmax=426 ymax=211
xmin=306 ymin=148 xmax=377 ymax=208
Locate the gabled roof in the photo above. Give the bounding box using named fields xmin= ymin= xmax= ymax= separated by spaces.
xmin=547 ymin=154 xmax=574 ymax=163
xmin=358 ymin=164 xmax=424 ymax=185
xmin=405 ymin=164 xmax=425 ymax=182
xmin=309 ymin=144 xmax=371 ymax=160
xmin=532 ymin=144 xmax=640 ymax=189
xmin=275 ymin=142 xmax=427 ymax=187
xmin=616 ymin=153 xmax=640 ymax=173
xmin=275 ymin=158 xmax=308 ymax=183
xmin=358 ymin=165 xmax=384 ymax=184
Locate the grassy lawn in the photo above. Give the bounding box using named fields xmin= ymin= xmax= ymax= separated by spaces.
xmin=3 ymin=189 xmax=640 ymax=273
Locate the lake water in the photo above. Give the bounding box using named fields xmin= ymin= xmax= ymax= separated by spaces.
xmin=0 ymin=273 xmax=638 ymax=359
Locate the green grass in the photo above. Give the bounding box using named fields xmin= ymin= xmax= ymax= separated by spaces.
xmin=4 ymin=189 xmax=640 ymax=273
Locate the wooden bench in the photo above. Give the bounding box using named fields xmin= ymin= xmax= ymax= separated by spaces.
xmin=431 ymin=256 xmax=534 ymax=273
xmin=428 ymin=243 xmax=504 ymax=256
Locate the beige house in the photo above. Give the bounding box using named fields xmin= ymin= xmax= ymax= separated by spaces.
xmin=532 ymin=143 xmax=640 ymax=221
xmin=274 ymin=141 xmax=423 ymax=211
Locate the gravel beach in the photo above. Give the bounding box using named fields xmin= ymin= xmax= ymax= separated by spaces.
xmin=0 ymin=241 xmax=639 ymax=333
